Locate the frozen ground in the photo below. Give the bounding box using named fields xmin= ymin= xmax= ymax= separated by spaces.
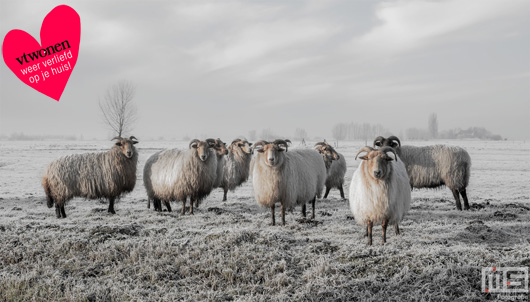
xmin=0 ymin=139 xmax=529 ymax=301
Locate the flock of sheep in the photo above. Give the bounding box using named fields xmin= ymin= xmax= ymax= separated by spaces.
xmin=41 ymin=135 xmax=471 ymax=245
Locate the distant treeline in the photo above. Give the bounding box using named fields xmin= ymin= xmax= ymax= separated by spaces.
xmin=1 ymin=132 xmax=79 ymax=141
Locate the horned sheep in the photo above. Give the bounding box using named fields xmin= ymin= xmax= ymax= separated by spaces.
xmin=42 ymin=136 xmax=139 ymax=218
xmin=220 ymin=138 xmax=253 ymax=201
xmin=374 ymin=136 xmax=471 ymax=210
xmin=349 ymin=146 xmax=411 ymax=245
xmin=252 ymin=139 xmax=326 ymax=225
xmin=314 ymin=141 xmax=347 ymax=199
xmin=143 ymin=139 xmax=217 ymax=214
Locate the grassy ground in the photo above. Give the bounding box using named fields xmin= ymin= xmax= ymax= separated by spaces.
xmin=1 ymin=140 xmax=529 ymax=301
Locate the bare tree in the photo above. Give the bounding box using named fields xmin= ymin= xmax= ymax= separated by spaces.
xmin=99 ymin=81 xmax=138 ymax=137
xmin=260 ymin=128 xmax=276 ymax=141
xmin=331 ymin=123 xmax=347 ymax=147
xmin=428 ymin=113 xmax=438 ymax=139
xmin=294 ymin=128 xmax=308 ymax=141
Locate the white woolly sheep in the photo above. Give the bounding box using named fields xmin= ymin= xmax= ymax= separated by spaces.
xmin=144 ymin=139 xmax=217 ymax=214
xmin=314 ymin=141 xmax=347 ymax=199
xmin=252 ymin=139 xmax=326 ymax=225
xmin=349 ymin=146 xmax=411 ymax=245
xmin=220 ymin=138 xmax=253 ymax=201
xmin=374 ymin=136 xmax=471 ymax=211
xmin=42 ymin=136 xmax=139 ymax=218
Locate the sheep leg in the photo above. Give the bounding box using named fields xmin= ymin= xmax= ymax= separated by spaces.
xmin=451 ymin=189 xmax=463 ymax=211
xmin=189 ymin=199 xmax=194 ymax=215
xmin=367 ymin=221 xmax=373 ymax=246
xmin=181 ymin=199 xmax=186 ymax=215
xmin=194 ymin=199 xmax=199 ymax=208
xmin=394 ymin=224 xmax=400 ymax=235
xmin=55 ymin=205 xmax=62 ymax=219
xmin=153 ymin=199 xmax=160 ymax=212
xmin=311 ymin=196 xmax=316 ymax=220
xmin=271 ymin=204 xmax=276 ymax=226
xmin=460 ymin=189 xmax=470 ymax=210
xmin=302 ymin=204 xmax=307 ymax=218
xmin=281 ymin=203 xmax=286 ymax=226
xmin=60 ymin=205 xmax=67 ymax=218
xmin=223 ymin=188 xmax=228 ymax=202
xmin=382 ymin=219 xmax=388 ymax=244
xmin=339 ymin=185 xmax=345 ymax=199
xmin=364 ymin=225 xmax=368 ymax=237
xmin=108 ymin=197 xmax=116 ymax=214
xmin=324 ymin=186 xmax=331 ymax=198
xmin=164 ymin=201 xmax=172 ymax=212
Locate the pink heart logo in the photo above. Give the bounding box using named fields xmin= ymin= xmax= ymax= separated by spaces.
xmin=2 ymin=5 xmax=80 ymax=101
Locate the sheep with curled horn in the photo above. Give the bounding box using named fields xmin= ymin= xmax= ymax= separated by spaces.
xmin=349 ymin=146 xmax=411 ymax=245
xmin=143 ymin=139 xmax=217 ymax=214
xmin=373 ymin=135 xmax=472 ymax=211
xmin=42 ymin=136 xmax=139 ymax=218
xmin=192 ymin=138 xmax=228 ymax=207
xmin=220 ymin=138 xmax=253 ymax=201
xmin=252 ymin=139 xmax=326 ymax=225
xmin=314 ymin=140 xmax=347 ymax=199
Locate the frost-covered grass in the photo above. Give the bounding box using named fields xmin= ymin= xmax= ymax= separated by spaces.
xmin=1 ymin=140 xmax=529 ymax=301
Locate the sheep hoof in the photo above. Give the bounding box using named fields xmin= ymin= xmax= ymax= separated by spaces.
xmin=108 ymin=210 xmax=116 ymax=214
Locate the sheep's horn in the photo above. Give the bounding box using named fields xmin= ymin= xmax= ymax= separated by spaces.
xmin=380 ymin=146 xmax=398 ymax=162
xmin=387 ymin=136 xmax=401 ymax=147
xmin=129 ymin=136 xmax=138 ymax=141
xmin=189 ymin=139 xmax=201 ymax=149
xmin=273 ymin=139 xmax=290 ymax=152
xmin=373 ymin=136 xmax=385 ymax=147
xmin=253 ymin=140 xmax=269 ymax=151
xmin=314 ymin=142 xmax=327 ymax=147
xmin=111 ymin=136 xmax=122 ymax=141
xmin=231 ymin=138 xmax=242 ymax=145
xmin=355 ymin=146 xmax=374 ymax=160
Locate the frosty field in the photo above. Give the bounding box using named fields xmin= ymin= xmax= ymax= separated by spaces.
xmin=0 ymin=140 xmax=529 ymax=301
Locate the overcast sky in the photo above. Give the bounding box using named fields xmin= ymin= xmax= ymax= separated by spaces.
xmin=1 ymin=0 xmax=528 ymax=140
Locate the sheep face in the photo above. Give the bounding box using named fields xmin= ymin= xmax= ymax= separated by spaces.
xmin=231 ymin=139 xmax=253 ymax=154
xmin=208 ymin=138 xmax=228 ymax=156
xmin=356 ymin=147 xmax=397 ymax=180
xmin=373 ymin=136 xmax=401 ymax=149
xmin=254 ymin=139 xmax=290 ymax=167
xmin=189 ymin=139 xmax=212 ymax=162
xmin=314 ymin=141 xmax=340 ymax=170
xmin=112 ymin=136 xmax=139 ymax=159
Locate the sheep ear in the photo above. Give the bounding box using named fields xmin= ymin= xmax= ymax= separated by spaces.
xmin=115 ymin=142 xmax=122 ymax=146
xmin=248 ymin=142 xmax=253 ymax=146
xmin=190 ymin=142 xmax=198 ymax=149
xmin=132 ymin=141 xmax=138 ymax=144
xmin=359 ymin=155 xmax=368 ymax=160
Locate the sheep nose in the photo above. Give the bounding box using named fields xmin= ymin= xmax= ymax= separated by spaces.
xmin=374 ymin=170 xmax=382 ymax=178
xmin=126 ymin=151 xmax=132 ymax=157
xmin=200 ymin=155 xmax=206 ymax=161
xmin=268 ymin=157 xmax=275 ymax=163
